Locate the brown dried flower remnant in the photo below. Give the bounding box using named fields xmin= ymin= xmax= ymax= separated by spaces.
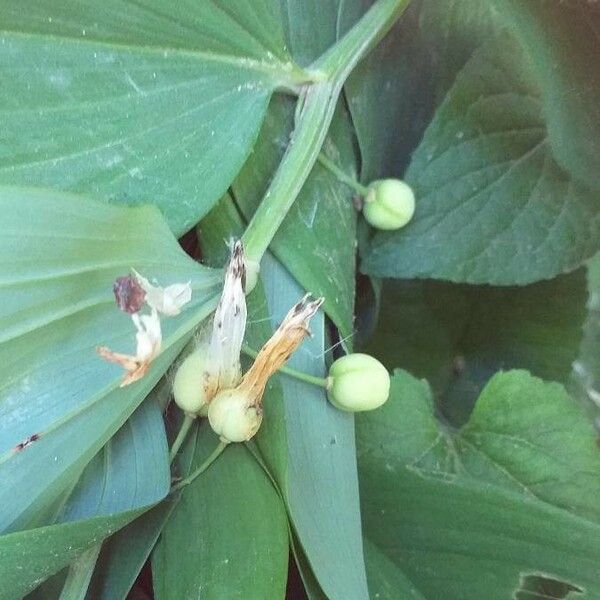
xmin=98 ymin=272 xmax=192 ymax=386
xmin=241 ymin=294 xmax=324 ymax=403
xmin=113 ymin=275 xmax=146 ymax=314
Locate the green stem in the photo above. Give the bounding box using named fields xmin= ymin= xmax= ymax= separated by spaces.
xmin=317 ymin=153 xmax=370 ymax=196
xmin=313 ymin=0 xmax=411 ymax=77
xmin=169 ymin=413 xmax=196 ymax=465
xmin=242 ymin=0 xmax=410 ymax=265
xmin=242 ymin=344 xmax=329 ymax=388
xmin=170 ymin=441 xmax=228 ymax=492
xmin=242 ymin=81 xmax=340 ymax=264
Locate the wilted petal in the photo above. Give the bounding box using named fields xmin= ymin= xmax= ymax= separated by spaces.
xmin=133 ymin=308 xmax=162 ymax=360
xmin=97 ymin=309 xmax=163 ymax=387
xmin=208 ymin=240 xmax=247 ymax=390
xmin=239 ymin=294 xmax=323 ymax=403
xmin=133 ymin=270 xmax=192 ymax=316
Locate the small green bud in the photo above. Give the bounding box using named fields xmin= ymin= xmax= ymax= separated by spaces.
xmin=208 ymin=388 xmax=263 ymax=443
xmin=327 ymin=353 xmax=390 ymax=412
xmin=363 ymin=179 xmax=415 ymax=230
xmin=172 ymin=350 xmax=211 ymax=416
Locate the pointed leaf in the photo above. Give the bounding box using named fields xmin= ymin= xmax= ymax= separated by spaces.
xmin=0 ymin=1 xmax=308 ymax=234
xmin=363 ymin=33 xmax=600 ymax=284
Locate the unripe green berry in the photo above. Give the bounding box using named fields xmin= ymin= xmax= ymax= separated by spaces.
xmin=363 ymin=179 xmax=415 ymax=230
xmin=327 ymin=353 xmax=390 ymax=412
xmin=208 ymin=388 xmax=263 ymax=443
xmin=172 ymin=350 xmax=211 ymax=415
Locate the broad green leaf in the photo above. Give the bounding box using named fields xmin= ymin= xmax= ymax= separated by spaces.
xmin=0 ymin=508 xmax=146 ymax=600
xmin=363 ymin=270 xmax=586 ymax=424
xmin=0 ymin=187 xmax=220 ymax=533
xmin=87 ymin=405 xmax=201 ymax=600
xmin=0 ymin=1 xmax=309 ymax=235
xmin=363 ymin=37 xmax=600 ymax=284
xmin=233 ymin=96 xmax=358 ymax=338
xmin=152 ymin=424 xmax=289 ymax=600
xmin=358 ymin=370 xmax=600 ymax=599
xmin=200 ymin=205 xmax=369 ymax=599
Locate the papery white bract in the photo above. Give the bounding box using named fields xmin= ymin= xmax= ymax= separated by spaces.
xmin=132 ymin=308 xmax=162 ymax=361
xmin=172 ymin=240 xmax=248 ymax=415
xmin=133 ymin=270 xmax=192 ymax=316
xmin=208 ymin=240 xmax=247 ymax=390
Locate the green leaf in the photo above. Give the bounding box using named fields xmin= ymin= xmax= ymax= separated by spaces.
xmin=363 ymin=36 xmax=600 ymax=284
xmin=569 ymin=254 xmax=600 ymax=423
xmin=58 ymin=544 xmax=101 ymax=600
xmin=343 ymin=0 xmax=497 ymax=182
xmin=493 ymin=1 xmax=600 ymax=192
xmin=152 ymin=424 xmax=289 ymax=600
xmin=281 ymin=0 xmax=365 ymax=66
xmin=0 ymin=187 xmax=220 ymax=533
xmin=358 ymin=370 xmax=600 ymax=599
xmin=0 ymin=508 xmax=146 ymax=600
xmin=363 ymin=270 xmax=586 ymax=424
xmin=87 ymin=405 xmax=200 ymax=600
xmin=363 ymin=539 xmax=426 ymax=600
xmin=0 ymin=363 xmax=171 ymax=598
xmin=0 ymin=1 xmax=309 ymax=235
xmin=232 ymin=96 xmax=358 ymax=338
xmin=55 ymin=394 xmax=170 ymax=525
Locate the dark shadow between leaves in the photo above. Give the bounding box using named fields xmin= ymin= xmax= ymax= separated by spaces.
xmin=514 ymin=572 xmax=584 ymax=600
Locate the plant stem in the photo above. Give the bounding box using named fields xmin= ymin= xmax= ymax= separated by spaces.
xmin=169 ymin=413 xmax=196 ymax=465
xmin=170 ymin=441 xmax=228 ymax=492
xmin=242 ymin=344 xmax=329 ymax=388
xmin=313 ymin=0 xmax=411 ymax=77
xmin=242 ymin=81 xmax=341 ymax=264
xmin=317 ymin=153 xmax=370 ymax=196
xmin=242 ymin=0 xmax=410 ymax=265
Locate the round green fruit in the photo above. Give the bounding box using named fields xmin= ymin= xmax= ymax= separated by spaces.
xmin=363 ymin=179 xmax=415 ymax=230
xmin=172 ymin=350 xmax=211 ymax=416
xmin=327 ymin=353 xmax=390 ymax=412
xmin=208 ymin=388 xmax=263 ymax=443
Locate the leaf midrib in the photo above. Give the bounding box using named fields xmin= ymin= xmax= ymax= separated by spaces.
xmin=0 ymin=28 xmax=307 ymax=83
